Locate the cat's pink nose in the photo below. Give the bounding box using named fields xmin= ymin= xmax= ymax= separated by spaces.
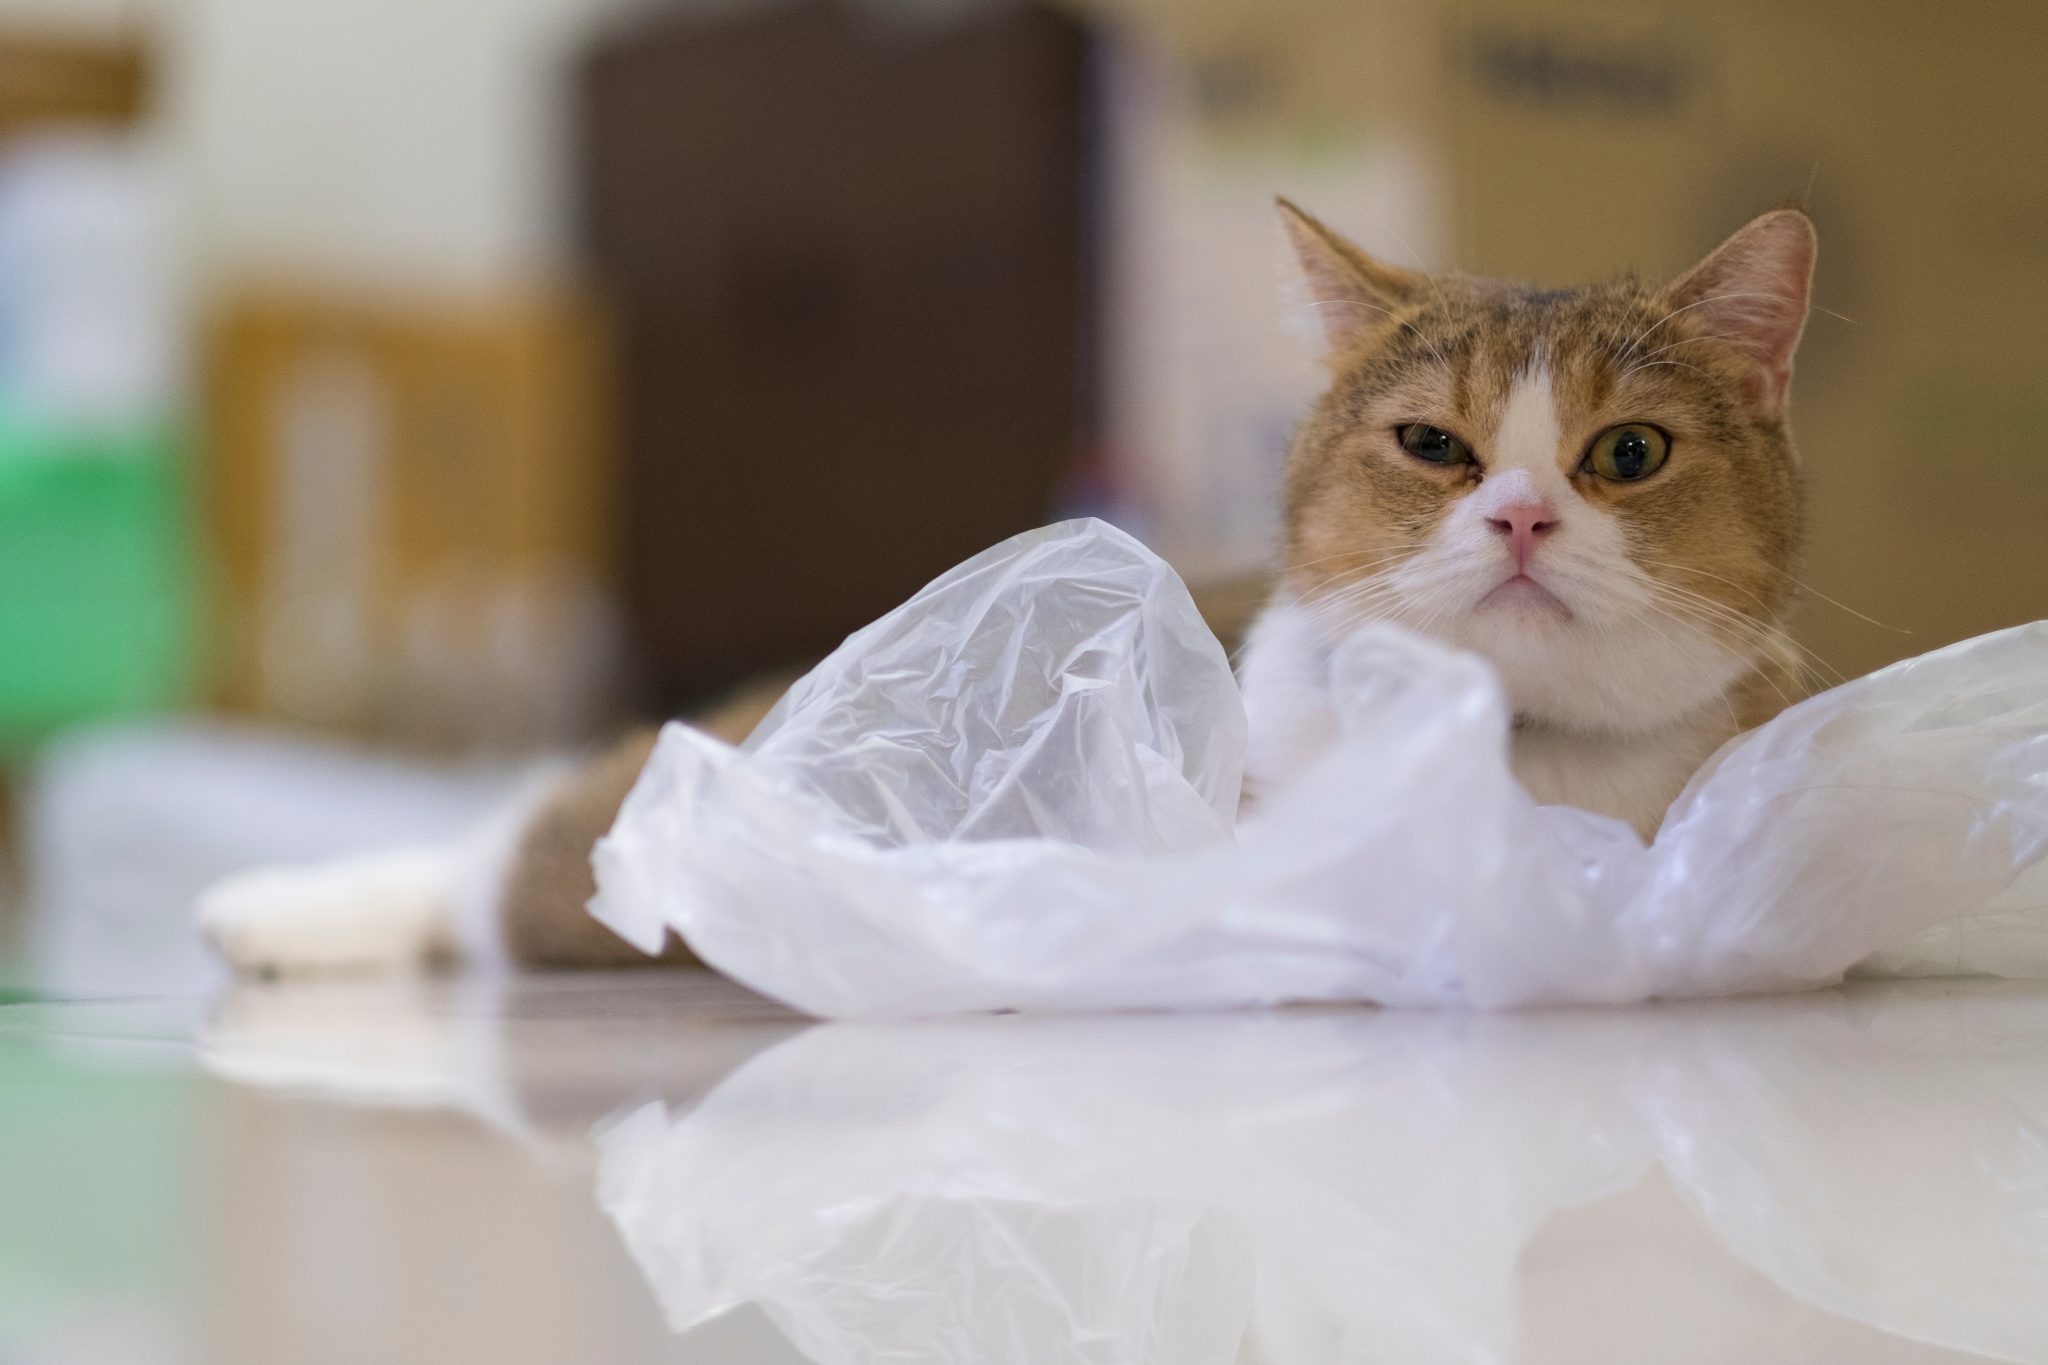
xmin=1487 ymin=502 xmax=1559 ymax=571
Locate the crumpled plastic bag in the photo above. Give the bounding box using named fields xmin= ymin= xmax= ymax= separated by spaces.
xmin=589 ymin=519 xmax=2048 ymax=1016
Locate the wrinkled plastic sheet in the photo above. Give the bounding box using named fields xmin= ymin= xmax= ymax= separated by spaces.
xmin=590 ymin=520 xmax=2048 ymax=1017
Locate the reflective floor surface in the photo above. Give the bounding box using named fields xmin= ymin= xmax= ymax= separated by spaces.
xmin=3 ymin=969 xmax=2046 ymax=1364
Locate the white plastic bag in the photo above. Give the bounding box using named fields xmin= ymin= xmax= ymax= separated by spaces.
xmin=590 ymin=520 xmax=2048 ymax=1016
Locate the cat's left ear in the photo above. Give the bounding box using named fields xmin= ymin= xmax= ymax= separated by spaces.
xmin=1661 ymin=209 xmax=1818 ymax=417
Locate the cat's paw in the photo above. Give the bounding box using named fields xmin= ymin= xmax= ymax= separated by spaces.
xmin=197 ymin=847 xmax=457 ymax=976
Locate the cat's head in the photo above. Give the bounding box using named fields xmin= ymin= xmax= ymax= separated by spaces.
xmin=1277 ymin=202 xmax=1816 ymax=736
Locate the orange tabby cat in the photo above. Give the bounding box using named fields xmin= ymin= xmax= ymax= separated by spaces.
xmin=1242 ymin=202 xmax=1815 ymax=837
xmin=201 ymin=204 xmax=1816 ymax=973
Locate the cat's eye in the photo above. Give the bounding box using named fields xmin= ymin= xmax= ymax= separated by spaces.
xmin=1397 ymin=423 xmax=1473 ymax=466
xmin=1586 ymin=424 xmax=1670 ymax=482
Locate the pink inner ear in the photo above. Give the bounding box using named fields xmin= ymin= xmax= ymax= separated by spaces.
xmin=1283 ymin=234 xmax=1384 ymax=351
xmin=1715 ymin=291 xmax=1803 ymax=410
xmin=1276 ymin=201 xmax=1425 ymax=352
xmin=1745 ymin=360 xmax=1793 ymax=414
xmin=1668 ymin=213 xmax=1816 ymax=415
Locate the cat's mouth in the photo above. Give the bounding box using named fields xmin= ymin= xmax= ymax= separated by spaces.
xmin=1478 ymin=573 xmax=1572 ymax=618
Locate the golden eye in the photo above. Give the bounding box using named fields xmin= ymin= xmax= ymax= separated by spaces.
xmin=1586 ymin=423 xmax=1670 ymax=482
xmin=1397 ymin=423 xmax=1473 ymax=466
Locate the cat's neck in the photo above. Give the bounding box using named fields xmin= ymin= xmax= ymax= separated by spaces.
xmin=1508 ymin=704 xmax=1739 ymax=838
xmin=1239 ymin=594 xmax=1805 ymax=839
xmin=1513 ymin=641 xmax=1803 ymax=835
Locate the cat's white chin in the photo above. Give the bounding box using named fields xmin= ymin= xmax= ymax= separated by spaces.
xmin=1476 ymin=574 xmax=1571 ymax=617
xmin=1450 ymin=604 xmax=1751 ymax=738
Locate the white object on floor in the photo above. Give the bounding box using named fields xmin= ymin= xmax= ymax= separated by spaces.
xmin=592 ymin=519 xmax=2048 ymax=1017
xmin=195 ymin=767 xmax=557 ymax=976
xmin=21 ymin=723 xmax=522 ymax=993
xmin=197 ymin=846 xmax=458 ymax=974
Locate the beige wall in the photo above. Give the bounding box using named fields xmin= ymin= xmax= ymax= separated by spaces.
xmin=0 ymin=0 xmax=649 ymax=294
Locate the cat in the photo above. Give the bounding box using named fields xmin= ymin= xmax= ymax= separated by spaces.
xmin=200 ymin=203 xmax=1816 ymax=975
xmin=1243 ymin=201 xmax=1815 ymax=836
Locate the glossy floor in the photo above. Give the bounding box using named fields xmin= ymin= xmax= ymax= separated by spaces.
xmin=3 ymin=969 xmax=2045 ymax=1364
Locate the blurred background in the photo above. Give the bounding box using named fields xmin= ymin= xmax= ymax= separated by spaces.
xmin=0 ymin=2 xmax=2045 ymax=1360
xmin=0 ymin=0 xmax=2045 ymax=991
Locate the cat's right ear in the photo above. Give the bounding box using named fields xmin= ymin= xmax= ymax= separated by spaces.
xmin=1277 ymin=198 xmax=1427 ymax=350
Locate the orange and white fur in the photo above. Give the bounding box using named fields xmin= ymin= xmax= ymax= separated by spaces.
xmin=1244 ymin=202 xmax=1815 ymax=835
xmin=202 ymin=204 xmax=1818 ymax=975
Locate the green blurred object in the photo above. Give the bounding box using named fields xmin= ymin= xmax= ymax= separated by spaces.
xmin=0 ymin=411 xmax=198 ymax=749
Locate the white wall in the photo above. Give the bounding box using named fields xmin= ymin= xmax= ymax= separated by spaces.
xmin=0 ymin=0 xmax=146 ymax=39
xmin=0 ymin=0 xmax=659 ymax=294
xmin=0 ymin=0 xmax=1025 ymax=294
xmin=162 ymin=0 xmax=654 ymax=295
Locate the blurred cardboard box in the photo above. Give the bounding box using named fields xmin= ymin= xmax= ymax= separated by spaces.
xmin=1443 ymin=0 xmax=2048 ymax=680
xmin=1090 ymin=11 xmax=1446 ymax=584
xmin=0 ymin=31 xmax=147 ymax=137
xmin=204 ymin=291 xmax=618 ymax=752
xmin=1079 ymin=0 xmax=1453 ymax=583
xmin=1090 ymin=0 xmax=2048 ymax=680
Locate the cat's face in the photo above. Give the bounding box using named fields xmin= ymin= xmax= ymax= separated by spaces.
xmin=1278 ymin=205 xmax=1815 ymax=736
